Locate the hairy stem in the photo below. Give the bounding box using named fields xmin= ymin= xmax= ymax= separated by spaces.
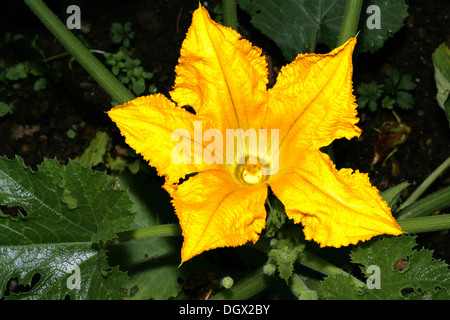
xmin=398 ymin=214 xmax=450 ymax=234
xmin=337 ymin=0 xmax=363 ymax=46
xmin=222 ymin=0 xmax=238 ymax=30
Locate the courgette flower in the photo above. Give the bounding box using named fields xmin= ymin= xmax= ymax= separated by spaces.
xmin=108 ymin=5 xmax=402 ymax=263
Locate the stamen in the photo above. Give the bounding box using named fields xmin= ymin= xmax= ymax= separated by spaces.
xmin=235 ymin=156 xmax=270 ymax=185
xmin=241 ymin=164 xmax=263 ymax=184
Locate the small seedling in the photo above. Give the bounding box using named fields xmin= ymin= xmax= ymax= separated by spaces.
xmin=0 ymin=101 xmax=14 ymax=117
xmin=356 ymin=68 xmax=416 ymax=112
xmin=355 ymin=81 xmax=383 ymax=112
xmin=66 ymin=121 xmax=85 ymax=139
xmin=104 ymin=48 xmax=156 ymax=100
xmin=383 ymin=68 xmax=416 ymax=110
xmin=110 ymin=22 xmax=135 ymax=48
xmin=0 ymin=34 xmax=61 ymax=91
xmin=105 ymin=22 xmax=156 ymax=100
xmin=0 ymin=32 xmax=23 ymax=49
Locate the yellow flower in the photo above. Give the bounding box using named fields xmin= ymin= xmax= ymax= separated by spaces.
xmin=108 ymin=5 xmax=402 ymax=263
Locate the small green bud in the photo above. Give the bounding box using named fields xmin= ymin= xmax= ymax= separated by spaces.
xmin=263 ymin=263 xmax=277 ymax=276
xmin=270 ymin=238 xmax=279 ymax=248
xmin=221 ymin=276 xmax=234 ymax=289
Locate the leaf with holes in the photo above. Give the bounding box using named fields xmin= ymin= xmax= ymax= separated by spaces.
xmin=318 ymin=235 xmax=450 ymax=299
xmin=0 ymin=157 xmax=134 ymax=299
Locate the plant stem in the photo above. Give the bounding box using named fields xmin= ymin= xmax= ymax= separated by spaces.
xmin=289 ymin=273 xmax=318 ymax=300
xmin=116 ymin=223 xmax=182 ymax=242
xmin=299 ymin=251 xmax=343 ymax=276
xmin=298 ymin=250 xmax=364 ymax=285
xmin=398 ymin=156 xmax=450 ymax=210
xmin=396 ymin=185 xmax=450 ymax=220
xmin=398 ymin=214 xmax=450 ymax=234
xmin=337 ymin=0 xmax=363 ymax=46
xmin=210 ymin=266 xmax=272 ymax=300
xmin=222 ymin=0 xmax=238 ymax=30
xmin=24 ymin=0 xmax=135 ymax=104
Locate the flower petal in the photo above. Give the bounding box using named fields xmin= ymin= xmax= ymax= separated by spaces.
xmin=170 ymin=5 xmax=268 ymax=131
xmin=270 ymin=150 xmax=402 ymax=247
xmin=165 ymin=170 xmax=267 ymax=262
xmin=108 ymin=94 xmax=217 ymax=184
xmin=266 ymin=38 xmax=361 ymax=151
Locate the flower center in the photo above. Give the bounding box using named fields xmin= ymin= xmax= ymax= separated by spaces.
xmin=235 ymin=156 xmax=270 ymax=185
xmin=241 ymin=163 xmax=263 ymax=184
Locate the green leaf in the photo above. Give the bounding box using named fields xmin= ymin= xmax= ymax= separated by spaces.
xmin=238 ymin=0 xmax=346 ymax=59
xmin=384 ymin=67 xmax=401 ymax=94
xmin=289 ymin=273 xmax=318 ymax=300
xmin=318 ymin=235 xmax=450 ymax=299
xmin=356 ymin=81 xmax=383 ymax=111
xmin=6 ymin=63 xmax=29 ymax=81
xmin=380 ymin=181 xmax=410 ymax=212
xmin=397 ymin=74 xmax=416 ymax=91
xmin=66 ymin=128 xmax=76 ymax=139
xmin=317 ymin=272 xmax=366 ymax=299
xmin=381 ymin=95 xmax=395 ymax=109
xmin=264 ymin=196 xmax=286 ymax=238
xmin=0 ymin=101 xmax=13 ymax=117
xmin=29 ymin=64 xmax=46 ymax=77
xmin=31 ymin=34 xmax=45 ymax=59
xmin=131 ymin=78 xmax=146 ymax=96
xmin=237 ymin=0 xmax=408 ymax=60
xmin=267 ymin=230 xmax=305 ymax=283
xmin=0 ymin=157 xmax=134 ymax=299
xmin=396 ymin=90 xmax=414 ymax=110
xmin=107 ymin=170 xmax=184 ymax=300
xmin=432 ymin=42 xmax=450 ymax=127
xmin=33 ymin=77 xmax=48 ymax=91
xmin=110 ymin=22 xmax=125 ymax=44
xmin=76 ymin=131 xmax=111 ymax=168
xmin=356 ymin=95 xmax=370 ymax=109
xmin=356 ymin=0 xmax=409 ymax=54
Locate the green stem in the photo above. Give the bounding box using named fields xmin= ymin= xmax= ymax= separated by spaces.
xmin=116 ymin=223 xmax=182 ymax=242
xmin=210 ymin=266 xmax=272 ymax=300
xmin=398 ymin=156 xmax=450 ymax=210
xmin=337 ymin=0 xmax=363 ymax=46
xmin=299 ymin=251 xmax=344 ymax=277
xmin=289 ymin=273 xmax=318 ymax=300
xmin=398 ymin=214 xmax=450 ymax=234
xmin=396 ymin=185 xmax=450 ymax=220
xmin=298 ymin=251 xmax=364 ymax=285
xmin=222 ymin=0 xmax=238 ymax=30
xmin=24 ymin=0 xmax=134 ymax=104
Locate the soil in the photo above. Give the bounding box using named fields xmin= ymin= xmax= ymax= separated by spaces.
xmin=1 ymin=0 xmax=449 ymax=262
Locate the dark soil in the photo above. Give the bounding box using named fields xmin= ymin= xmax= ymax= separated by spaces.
xmin=1 ymin=0 xmax=449 ymax=261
